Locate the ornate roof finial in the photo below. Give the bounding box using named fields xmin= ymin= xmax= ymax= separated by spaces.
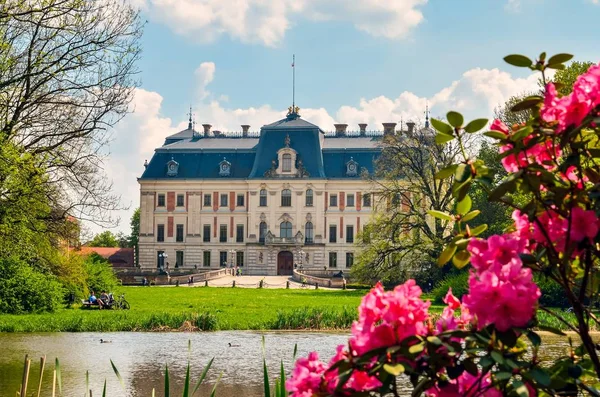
xmin=425 ymin=101 xmax=430 ymax=129
xmin=284 ymin=133 xmax=291 ymax=148
xmin=188 ymin=105 xmax=193 ymax=130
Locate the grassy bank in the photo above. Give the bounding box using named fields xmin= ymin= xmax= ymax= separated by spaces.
xmin=0 ymin=286 xmax=589 ymax=332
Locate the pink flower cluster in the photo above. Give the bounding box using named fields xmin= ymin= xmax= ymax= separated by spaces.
xmin=463 ymin=233 xmax=540 ymax=331
xmin=541 ymin=63 xmax=600 ymax=133
xmin=491 ymin=119 xmax=561 ymax=173
xmin=435 ymin=288 xmax=472 ymax=333
xmin=350 ymin=280 xmax=430 ymax=356
xmin=426 ymin=371 xmax=502 ymax=397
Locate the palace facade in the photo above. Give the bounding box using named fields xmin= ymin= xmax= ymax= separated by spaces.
xmin=137 ymin=109 xmax=409 ymax=275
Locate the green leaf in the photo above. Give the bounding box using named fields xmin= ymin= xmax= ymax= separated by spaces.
xmin=183 ymin=361 xmax=191 ymax=397
xmin=383 ymin=363 xmax=405 ymax=376
xmin=529 ymin=368 xmax=551 ymax=387
xmin=110 ymin=360 xmax=125 ymax=390
xmin=192 ymin=358 xmax=214 ymax=395
xmin=483 ymin=130 xmax=507 ymax=140
xmin=430 ymin=118 xmax=453 ymax=135
xmin=512 ymin=380 xmax=530 ymax=397
xmin=547 ymin=53 xmax=573 ymax=65
xmin=279 ymin=361 xmax=286 ymax=397
xmin=435 ymin=133 xmax=455 ymax=145
xmin=455 ymin=164 xmax=470 ymax=182
xmin=470 ymin=224 xmax=488 ymax=236
xmin=438 ymin=244 xmax=457 ymax=266
xmin=491 ymin=351 xmax=504 ymax=364
xmin=452 ymin=250 xmax=470 ymax=269
xmin=537 ymin=325 xmax=566 ymax=336
xmin=464 ymin=118 xmax=489 ymax=133
xmin=526 ymin=331 xmax=541 ymax=347
xmin=263 ymin=338 xmax=271 ymax=397
xmin=164 ymin=364 xmax=170 ymax=397
xmin=461 ymin=210 xmax=480 ymax=222
xmin=55 ymin=358 xmax=62 ymax=395
xmin=408 ymin=342 xmax=425 ymax=354
xmin=428 ymin=210 xmax=453 ymax=221
xmin=495 ymin=371 xmax=512 ymax=381
xmin=547 ymin=63 xmax=566 ymax=70
xmin=435 ymin=164 xmax=458 ymax=179
xmin=102 ymin=379 xmax=107 ymax=397
xmin=427 ymin=336 xmax=442 ymax=345
xmin=210 ymin=374 xmax=222 ymax=397
xmin=456 ymin=195 xmax=472 ymax=215
xmin=504 ymin=54 xmax=533 ymax=68
xmin=511 ymin=125 xmax=533 ymax=142
xmin=463 ymin=359 xmax=478 ymax=376
xmin=447 ymin=111 xmax=464 ymax=128
xmin=510 ymin=96 xmax=543 ymax=112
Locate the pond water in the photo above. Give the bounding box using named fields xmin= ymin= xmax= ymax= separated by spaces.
xmin=0 ymin=331 xmax=575 ymax=396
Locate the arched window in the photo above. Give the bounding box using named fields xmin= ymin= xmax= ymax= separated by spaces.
xmin=281 ymin=189 xmax=292 ymax=206
xmin=259 ymin=222 xmax=267 ymax=243
xmin=305 ymin=189 xmax=313 ymax=206
xmin=259 ymin=189 xmax=267 ymax=206
xmin=282 ymin=154 xmax=292 ymax=172
xmin=280 ymin=221 xmax=292 ymax=238
xmin=305 ymin=222 xmax=314 ymax=244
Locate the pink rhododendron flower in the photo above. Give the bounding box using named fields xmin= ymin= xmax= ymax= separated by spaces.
xmin=499 ymin=138 xmax=560 ymax=173
xmin=533 ymin=209 xmax=568 ymax=252
xmin=443 ymin=288 xmax=461 ymax=310
xmin=569 ymin=207 xmax=599 ymax=242
xmin=350 ymin=280 xmax=430 ymax=356
xmin=467 ymin=235 xmax=524 ymax=274
xmin=490 ymin=119 xmax=510 ymax=135
xmin=286 ymin=352 xmax=327 ymax=397
xmin=562 ymin=166 xmax=589 ymax=189
xmin=322 ymin=345 xmax=382 ymax=393
xmin=426 ymin=371 xmax=502 ymax=397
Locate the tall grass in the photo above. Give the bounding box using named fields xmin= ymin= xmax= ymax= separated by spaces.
xmin=269 ymin=307 xmax=356 ymax=330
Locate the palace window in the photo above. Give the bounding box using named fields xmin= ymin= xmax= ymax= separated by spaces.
xmin=329 ymin=252 xmax=337 ymax=268
xmin=236 ymin=194 xmax=245 ymax=207
xmin=347 ymin=194 xmax=355 ymax=207
xmin=346 ymin=252 xmax=354 ymax=268
xmin=176 ymin=194 xmax=184 ymax=207
xmin=305 ymin=189 xmax=313 ymax=206
xmin=220 ymin=194 xmax=228 ymax=207
xmin=346 ymin=225 xmax=354 ymax=243
xmin=176 ymin=224 xmax=184 ymax=242
xmin=219 ymin=251 xmax=228 ymax=267
xmin=203 ymin=225 xmax=211 ymax=242
xmin=305 ymin=222 xmax=314 ymax=244
xmin=259 ymin=189 xmax=267 ymax=206
xmin=157 ymin=194 xmax=165 ymax=207
xmin=203 ymin=194 xmax=211 ymax=207
xmin=281 ymin=189 xmax=292 ymax=207
xmin=329 ymin=225 xmax=337 ymax=243
xmin=330 ymin=194 xmax=338 ymax=207
xmin=282 ymin=153 xmax=292 ymax=172
xmin=219 ymin=225 xmax=227 ymax=243
xmin=259 ymin=222 xmax=267 ymax=243
xmin=176 ymin=251 xmax=184 ymax=268
xmin=363 ymin=193 xmax=371 ymax=207
xmin=236 ymin=224 xmax=244 ymax=243
xmin=280 ymin=221 xmax=292 ymax=238
xmin=157 ymin=224 xmax=165 ymax=242
xmin=236 ymin=251 xmax=244 ymax=267
xmin=203 ymin=251 xmax=211 ymax=267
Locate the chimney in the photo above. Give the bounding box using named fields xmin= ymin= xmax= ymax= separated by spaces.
xmin=202 ymin=124 xmax=212 ymax=137
xmin=334 ymin=123 xmax=348 ymax=137
xmin=241 ymin=125 xmax=250 ymax=137
xmin=382 ymin=122 xmax=397 ymax=136
xmin=358 ymin=123 xmax=367 ymax=136
xmin=406 ymin=121 xmax=415 ymax=136
xmin=213 ymin=130 xmax=222 ymax=137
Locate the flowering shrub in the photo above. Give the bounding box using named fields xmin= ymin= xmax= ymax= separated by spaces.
xmin=287 ymin=53 xmax=600 ymax=396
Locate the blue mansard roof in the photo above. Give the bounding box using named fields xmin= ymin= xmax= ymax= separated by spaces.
xmin=139 ymin=113 xmax=385 ymax=181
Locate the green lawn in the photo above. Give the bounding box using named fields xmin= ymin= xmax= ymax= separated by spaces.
xmin=0 ymin=286 xmax=583 ymax=332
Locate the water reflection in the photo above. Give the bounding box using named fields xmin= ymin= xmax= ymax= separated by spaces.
xmin=0 ymin=331 xmax=576 ymax=396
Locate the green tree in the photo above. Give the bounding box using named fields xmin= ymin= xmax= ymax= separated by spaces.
xmin=551 ymin=61 xmax=593 ymax=96
xmin=88 ymin=231 xmax=119 ymax=248
xmin=129 ymin=208 xmax=140 ymax=266
xmin=352 ymin=127 xmax=471 ymax=287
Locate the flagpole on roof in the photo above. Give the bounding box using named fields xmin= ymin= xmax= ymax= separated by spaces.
xmin=292 ymin=54 xmax=295 ymax=111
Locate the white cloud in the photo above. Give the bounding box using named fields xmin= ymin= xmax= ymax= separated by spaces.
xmin=91 ymin=61 xmax=541 ymax=235
xmin=194 ymin=62 xmax=215 ymax=100
xmin=505 ymin=0 xmax=521 ymax=12
xmin=134 ymin=0 xmax=427 ymax=47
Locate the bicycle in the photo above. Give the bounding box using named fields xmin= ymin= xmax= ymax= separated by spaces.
xmin=111 ymin=293 xmax=130 ymax=310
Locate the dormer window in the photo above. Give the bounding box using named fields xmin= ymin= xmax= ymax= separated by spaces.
xmin=282 ymin=154 xmax=292 ymax=172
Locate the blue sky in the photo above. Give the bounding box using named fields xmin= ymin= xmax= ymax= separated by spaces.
xmin=95 ymin=0 xmax=600 ymax=237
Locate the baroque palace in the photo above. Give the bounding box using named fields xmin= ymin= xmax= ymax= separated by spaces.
xmin=138 ymin=108 xmax=415 ymax=275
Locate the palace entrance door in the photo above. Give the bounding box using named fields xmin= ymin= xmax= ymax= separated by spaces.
xmin=277 ymin=251 xmax=294 ymax=275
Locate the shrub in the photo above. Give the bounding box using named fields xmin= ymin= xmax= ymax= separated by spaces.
xmin=431 ymin=271 xmax=469 ymax=304
xmin=84 ymin=253 xmax=118 ymax=293
xmin=535 ymin=275 xmax=570 ymax=308
xmin=0 ymin=258 xmax=64 ymax=314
